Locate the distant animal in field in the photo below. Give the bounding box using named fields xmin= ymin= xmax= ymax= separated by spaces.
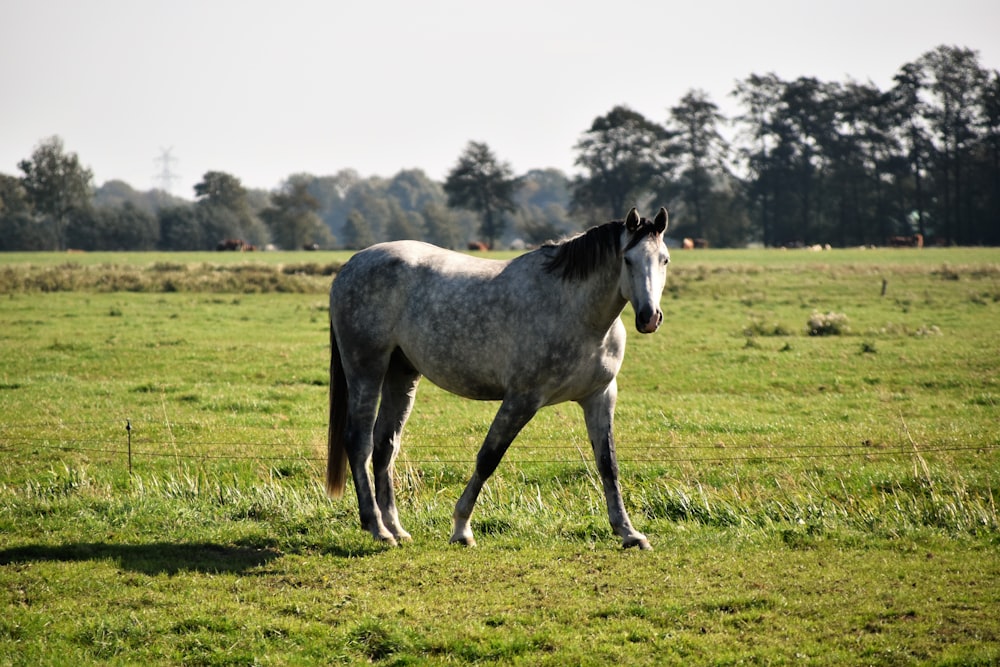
xmin=682 ymin=238 xmax=708 ymax=249
xmin=467 ymin=241 xmax=489 ymax=251
xmin=888 ymin=234 xmax=923 ymax=248
xmin=216 ymin=239 xmax=256 ymax=251
xmin=327 ymin=207 xmax=671 ymax=550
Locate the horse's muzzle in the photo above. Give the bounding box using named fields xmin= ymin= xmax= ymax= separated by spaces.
xmin=635 ymin=307 xmax=663 ymax=334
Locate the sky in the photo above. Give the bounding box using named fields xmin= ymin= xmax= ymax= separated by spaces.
xmin=2 ymin=0 xmax=998 ymax=199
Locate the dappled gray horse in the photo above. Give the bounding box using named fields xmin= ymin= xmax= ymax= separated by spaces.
xmin=327 ymin=208 xmax=670 ymax=549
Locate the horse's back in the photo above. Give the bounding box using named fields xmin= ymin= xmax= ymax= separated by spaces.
xmin=331 ymin=241 xmax=507 ymax=311
xmin=329 ymin=242 xmax=516 ymax=395
xmin=330 ymin=240 xmax=622 ymax=402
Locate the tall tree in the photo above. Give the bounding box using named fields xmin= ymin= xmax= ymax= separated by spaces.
xmin=776 ymin=77 xmax=839 ymax=243
xmin=916 ymin=45 xmax=989 ymax=244
xmin=733 ymin=73 xmax=789 ymax=246
xmin=572 ymin=106 xmax=671 ymax=221
xmin=733 ymin=76 xmax=840 ymax=245
xmin=18 ymin=136 xmax=93 ymax=250
xmin=826 ymin=81 xmax=906 ymax=245
xmin=665 ymin=90 xmax=732 ymax=242
xmin=889 ymin=62 xmax=934 ymax=239
xmin=978 ymin=70 xmax=1000 ymax=244
xmin=443 ymin=141 xmax=517 ymax=248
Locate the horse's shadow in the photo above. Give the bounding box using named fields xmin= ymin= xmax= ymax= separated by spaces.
xmin=0 ymin=541 xmax=282 ymax=576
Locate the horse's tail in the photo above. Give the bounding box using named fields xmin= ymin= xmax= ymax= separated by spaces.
xmin=326 ymin=321 xmax=349 ymax=498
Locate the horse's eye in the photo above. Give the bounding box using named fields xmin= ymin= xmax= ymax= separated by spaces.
xmin=661 ymin=256 xmax=670 ymax=266
xmin=624 ymin=256 xmax=633 ymax=266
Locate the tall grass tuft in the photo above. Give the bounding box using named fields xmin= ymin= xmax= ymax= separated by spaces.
xmin=807 ymin=310 xmax=850 ymax=336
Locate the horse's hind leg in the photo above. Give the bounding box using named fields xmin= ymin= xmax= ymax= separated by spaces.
xmin=343 ymin=368 xmax=399 ymax=546
xmin=372 ymin=355 xmax=420 ymax=542
xmin=452 ymin=396 xmax=538 ymax=546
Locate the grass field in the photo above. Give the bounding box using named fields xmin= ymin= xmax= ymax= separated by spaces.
xmin=1 ymin=247 xmax=998 ymax=665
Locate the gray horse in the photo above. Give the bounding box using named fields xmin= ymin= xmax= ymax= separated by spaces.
xmin=327 ymin=207 xmax=670 ymax=549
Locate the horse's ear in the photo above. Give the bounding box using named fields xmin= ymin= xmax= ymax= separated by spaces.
xmin=653 ymin=207 xmax=668 ymax=233
xmin=625 ymin=208 xmax=641 ymax=232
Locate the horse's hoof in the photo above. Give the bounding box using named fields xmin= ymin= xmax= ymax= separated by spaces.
xmin=623 ymin=536 xmax=652 ymax=551
xmin=373 ymin=533 xmax=398 ymax=547
xmin=449 ymin=535 xmax=477 ymax=547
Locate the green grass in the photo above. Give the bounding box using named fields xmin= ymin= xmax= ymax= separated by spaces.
xmin=1 ymin=248 xmax=998 ymax=665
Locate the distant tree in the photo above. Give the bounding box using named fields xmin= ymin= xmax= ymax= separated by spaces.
xmin=511 ymin=169 xmax=574 ymax=244
xmin=572 ymin=106 xmax=671 ymax=220
xmin=421 ymin=201 xmax=461 ymax=248
xmin=341 ymin=184 xmax=392 ymax=244
xmin=387 ymin=169 xmax=447 ymax=213
xmin=18 ymin=136 xmax=93 ymax=249
xmin=916 ymin=45 xmax=990 ymax=244
xmin=194 ymin=171 xmax=270 ymax=246
xmin=444 ymin=141 xmax=517 ymax=248
xmin=733 ymin=75 xmax=839 ymax=245
xmin=385 ymin=169 xmax=444 ymax=241
xmin=304 ymin=169 xmax=361 ymax=238
xmin=340 ymin=209 xmax=376 ymax=249
xmin=665 ymin=90 xmax=735 ymax=244
xmin=261 ymin=177 xmax=334 ymax=249
xmin=516 ymin=168 xmax=571 ymax=210
xmin=0 ymin=173 xmax=31 ymax=217
xmin=828 ymin=81 xmax=908 ymax=245
xmin=775 ymin=77 xmax=840 ymax=243
xmin=94 ymin=180 xmax=146 ymax=211
xmin=733 ymin=73 xmax=786 ymax=245
xmin=194 ymin=171 xmax=247 ymax=210
xmin=0 ymin=211 xmax=54 ymax=250
xmin=383 ymin=203 xmax=424 ymax=241
xmin=158 ymin=205 xmax=204 ymax=250
xmin=978 ymin=70 xmax=1000 ymax=244
xmin=67 ymin=202 xmax=158 ymax=250
xmin=0 ymin=174 xmax=51 ymax=250
xmin=890 ymin=62 xmax=935 ymax=239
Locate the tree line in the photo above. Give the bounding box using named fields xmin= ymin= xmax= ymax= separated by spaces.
xmin=1 ymin=44 xmax=996 ymax=251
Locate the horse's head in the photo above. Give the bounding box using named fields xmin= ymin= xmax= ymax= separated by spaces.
xmin=620 ymin=207 xmax=670 ymax=334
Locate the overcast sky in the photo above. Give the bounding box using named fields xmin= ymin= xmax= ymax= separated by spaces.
xmin=2 ymin=0 xmax=998 ymax=198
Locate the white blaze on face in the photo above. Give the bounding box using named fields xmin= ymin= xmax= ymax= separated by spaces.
xmin=622 ymin=234 xmax=669 ymax=334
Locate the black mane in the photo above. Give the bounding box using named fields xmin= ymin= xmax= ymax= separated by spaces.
xmin=542 ymin=217 xmax=660 ymax=281
xmin=541 ymin=221 xmax=624 ymax=281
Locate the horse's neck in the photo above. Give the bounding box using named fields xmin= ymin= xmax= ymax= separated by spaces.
xmin=576 ymin=260 xmax=627 ymax=332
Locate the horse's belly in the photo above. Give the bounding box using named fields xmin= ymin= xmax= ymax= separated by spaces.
xmin=405 ymin=349 xmax=506 ymax=400
xmin=425 ymin=372 xmax=506 ymax=401
xmin=396 ymin=307 xmax=513 ymax=400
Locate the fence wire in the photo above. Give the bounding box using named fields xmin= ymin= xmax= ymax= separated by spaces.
xmin=0 ymin=419 xmax=995 ymax=469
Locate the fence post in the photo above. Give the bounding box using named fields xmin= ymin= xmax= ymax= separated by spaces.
xmin=126 ymin=419 xmax=132 ymax=484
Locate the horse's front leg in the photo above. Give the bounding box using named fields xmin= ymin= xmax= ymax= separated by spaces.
xmin=452 ymin=396 xmax=538 ymax=546
xmin=579 ymin=382 xmax=651 ymax=550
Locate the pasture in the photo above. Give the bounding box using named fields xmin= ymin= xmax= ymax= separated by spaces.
xmin=0 ymin=247 xmax=998 ymax=665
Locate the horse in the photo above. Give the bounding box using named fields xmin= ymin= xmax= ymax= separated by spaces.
xmin=327 ymin=207 xmax=670 ymax=550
